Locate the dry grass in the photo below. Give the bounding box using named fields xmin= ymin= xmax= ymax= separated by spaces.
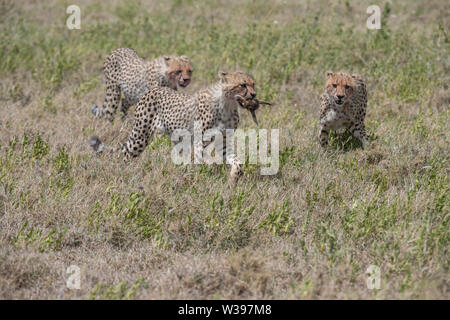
xmin=0 ymin=0 xmax=449 ymax=299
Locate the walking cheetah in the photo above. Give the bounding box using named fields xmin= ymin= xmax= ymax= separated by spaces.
xmin=92 ymin=47 xmax=193 ymax=122
xmin=318 ymin=71 xmax=369 ymax=148
xmin=90 ymin=71 xmax=259 ymax=186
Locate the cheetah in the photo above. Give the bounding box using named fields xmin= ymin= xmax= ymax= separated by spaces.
xmin=318 ymin=71 xmax=369 ymax=148
xmin=91 ymin=47 xmax=193 ymax=122
xmin=90 ymin=71 xmax=259 ymax=186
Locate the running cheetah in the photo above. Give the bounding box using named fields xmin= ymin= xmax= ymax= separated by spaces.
xmin=90 ymin=71 xmax=260 ymax=186
xmin=319 ymin=71 xmax=369 ymax=148
xmin=92 ymin=47 xmax=193 ymax=122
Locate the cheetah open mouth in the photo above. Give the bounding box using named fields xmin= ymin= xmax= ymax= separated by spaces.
xmin=236 ymin=97 xmax=245 ymax=108
xmin=235 ymin=95 xmax=256 ymax=109
xmin=178 ymin=79 xmax=190 ymax=87
xmin=335 ymin=99 xmax=344 ymax=105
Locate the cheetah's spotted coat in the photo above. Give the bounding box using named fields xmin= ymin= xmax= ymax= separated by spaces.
xmin=319 ymin=71 xmax=369 ymax=148
xmin=92 ymin=48 xmax=193 ymax=122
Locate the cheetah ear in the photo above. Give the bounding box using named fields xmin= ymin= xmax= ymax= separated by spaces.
xmin=180 ymin=55 xmax=190 ymax=62
xmin=326 ymin=71 xmax=334 ymax=78
xmin=218 ymin=71 xmax=228 ymax=82
xmin=163 ymin=56 xmax=171 ymax=65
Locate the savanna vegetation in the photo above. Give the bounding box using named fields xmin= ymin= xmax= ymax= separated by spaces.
xmin=0 ymin=0 xmax=448 ymax=299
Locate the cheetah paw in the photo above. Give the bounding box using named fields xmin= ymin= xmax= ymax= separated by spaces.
xmin=89 ymin=136 xmax=104 ymax=153
xmin=228 ymin=168 xmax=243 ymax=187
xmin=91 ymin=104 xmax=103 ymax=118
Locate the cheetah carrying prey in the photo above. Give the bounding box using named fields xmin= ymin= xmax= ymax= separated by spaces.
xmin=90 ymin=71 xmax=270 ymax=186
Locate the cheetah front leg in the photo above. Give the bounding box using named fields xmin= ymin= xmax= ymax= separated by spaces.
xmin=349 ymin=122 xmax=369 ymax=149
xmin=92 ymin=79 xmax=121 ymax=123
xmin=223 ymin=134 xmax=243 ymax=187
xmin=228 ymin=157 xmax=243 ymax=187
xmin=318 ymin=124 xmax=330 ymax=147
xmin=193 ymin=122 xmax=205 ymax=165
xmin=120 ymin=102 xmax=156 ymax=161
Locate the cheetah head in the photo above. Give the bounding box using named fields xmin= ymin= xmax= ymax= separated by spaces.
xmin=325 ymin=71 xmax=356 ymax=106
xmin=164 ymin=55 xmax=193 ymax=89
xmin=218 ymin=71 xmax=256 ymax=105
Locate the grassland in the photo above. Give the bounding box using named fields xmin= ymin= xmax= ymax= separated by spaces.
xmin=0 ymin=0 xmax=448 ymax=299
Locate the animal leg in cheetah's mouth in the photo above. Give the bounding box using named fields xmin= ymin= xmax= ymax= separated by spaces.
xmin=234 ymin=95 xmax=272 ymax=126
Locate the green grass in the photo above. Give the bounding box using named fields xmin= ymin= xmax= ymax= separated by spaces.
xmin=0 ymin=0 xmax=448 ymax=299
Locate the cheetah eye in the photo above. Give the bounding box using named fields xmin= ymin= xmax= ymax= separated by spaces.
xmin=332 ymin=84 xmax=337 ymax=88
xmin=176 ymin=70 xmax=182 ymax=75
xmin=240 ymin=84 xmax=247 ymax=88
xmin=345 ymin=85 xmax=350 ymax=90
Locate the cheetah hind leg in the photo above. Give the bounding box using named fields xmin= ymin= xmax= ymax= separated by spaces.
xmin=120 ymin=98 xmax=133 ymax=122
xmin=92 ymin=81 xmax=121 ymax=122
